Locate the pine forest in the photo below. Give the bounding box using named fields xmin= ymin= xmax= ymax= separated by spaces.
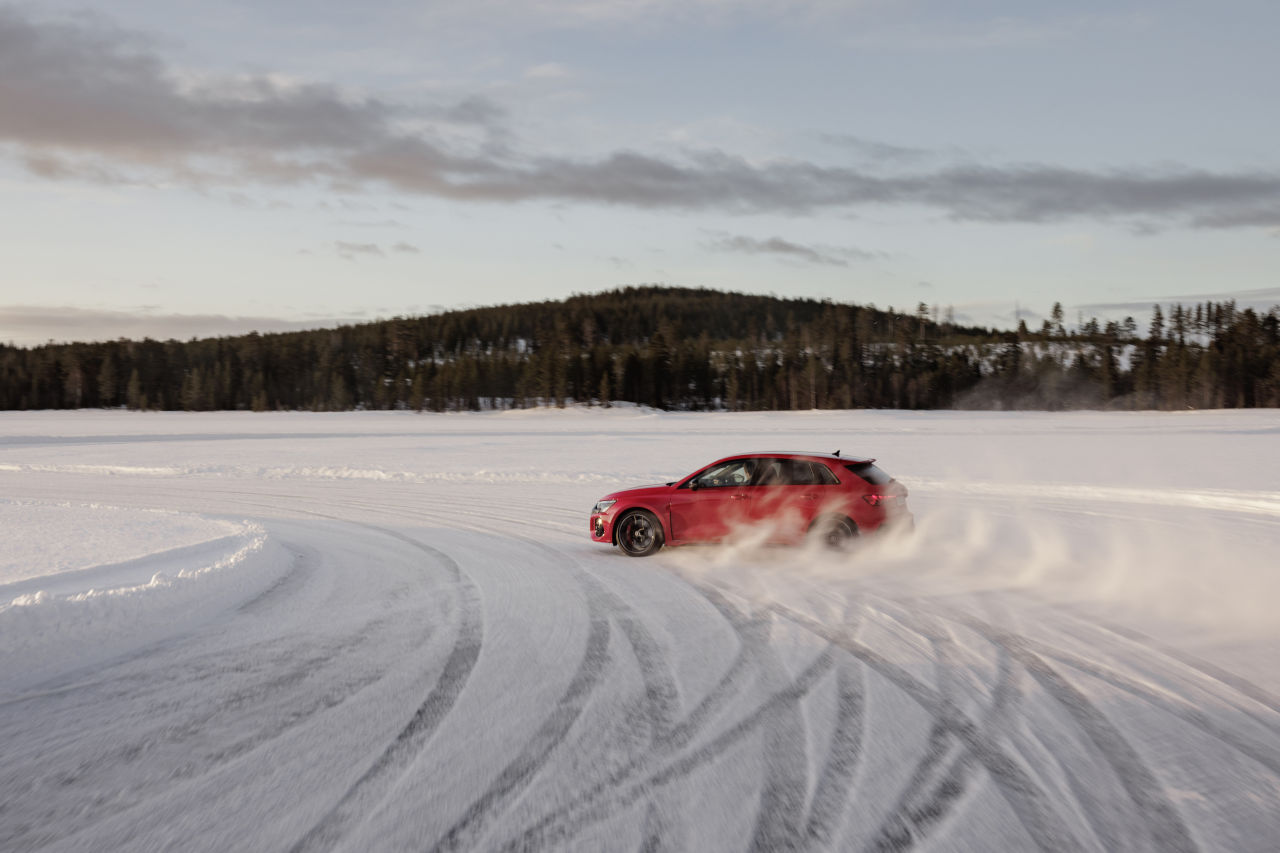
xmin=3 ymin=286 xmax=1278 ymax=412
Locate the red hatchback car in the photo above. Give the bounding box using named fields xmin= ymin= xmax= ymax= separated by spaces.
xmin=590 ymin=452 xmax=912 ymax=557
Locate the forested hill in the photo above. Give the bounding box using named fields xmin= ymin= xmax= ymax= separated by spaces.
xmin=2 ymin=286 xmax=1278 ymax=411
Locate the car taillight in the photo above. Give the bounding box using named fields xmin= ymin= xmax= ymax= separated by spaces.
xmin=863 ymin=494 xmax=888 ymax=507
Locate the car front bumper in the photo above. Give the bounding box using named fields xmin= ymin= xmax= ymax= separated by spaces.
xmin=590 ymin=512 xmax=614 ymax=543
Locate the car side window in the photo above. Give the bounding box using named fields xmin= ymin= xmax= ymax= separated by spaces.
xmin=692 ymin=459 xmax=756 ymax=488
xmin=755 ymin=458 xmax=786 ymax=486
xmin=813 ymin=463 xmax=840 ymax=485
xmin=752 ymin=459 xmax=836 ymax=486
xmin=788 ymin=461 xmax=819 ymax=485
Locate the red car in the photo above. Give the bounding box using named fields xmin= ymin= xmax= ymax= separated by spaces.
xmin=589 ymin=452 xmax=912 ymax=557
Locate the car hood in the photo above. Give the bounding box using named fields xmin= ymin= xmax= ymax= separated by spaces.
xmin=598 ymin=483 xmax=675 ymax=502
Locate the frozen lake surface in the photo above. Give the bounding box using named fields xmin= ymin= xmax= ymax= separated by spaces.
xmin=2 ymin=407 xmax=1279 ymax=851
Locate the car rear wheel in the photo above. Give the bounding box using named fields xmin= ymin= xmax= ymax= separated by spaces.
xmin=617 ymin=510 xmax=664 ymax=557
xmin=811 ymin=515 xmax=858 ymax=550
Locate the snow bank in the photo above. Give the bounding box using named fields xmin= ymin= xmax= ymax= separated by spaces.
xmin=0 ymin=506 xmax=285 ymax=690
xmin=0 ymin=499 xmax=247 ymax=587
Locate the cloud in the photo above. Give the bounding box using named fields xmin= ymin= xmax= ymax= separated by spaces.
xmin=3 ymin=7 xmax=1280 ymax=231
xmin=417 ymin=0 xmax=859 ymax=29
xmin=0 ymin=305 xmax=367 ymax=347
xmin=705 ymin=233 xmax=879 ymax=266
xmin=331 ymin=240 xmax=420 ymax=257
xmin=842 ymin=12 xmax=1148 ymax=51
xmin=335 ymin=241 xmax=384 ymax=258
xmin=523 ymin=62 xmax=573 ymax=79
xmin=431 ymin=95 xmax=507 ymax=127
xmin=819 ymin=134 xmax=939 ymax=165
xmin=335 ymin=218 xmax=408 ymax=228
xmin=0 ymin=10 xmax=395 ymax=153
xmin=910 ymin=165 xmax=1280 ymax=227
xmin=1073 ymin=287 xmax=1280 ymax=316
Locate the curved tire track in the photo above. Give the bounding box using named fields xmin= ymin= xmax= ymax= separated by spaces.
xmin=430 ymin=603 xmax=611 ymax=852
xmin=863 ymin=608 xmax=1022 ymax=853
xmin=946 ymin=611 xmax=1200 ymax=853
xmin=799 ymin=657 xmax=865 ymax=850
xmin=289 ymin=525 xmax=484 ymax=853
xmin=1030 ymin=635 xmax=1280 ymax=777
xmin=765 ymin=601 xmax=1088 ymax=853
xmin=498 ymin=580 xmax=832 ymax=852
xmin=260 ymin=496 xmax=686 ymax=853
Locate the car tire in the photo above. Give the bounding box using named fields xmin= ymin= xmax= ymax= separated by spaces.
xmin=616 ymin=509 xmax=664 ymax=557
xmin=811 ymin=515 xmax=858 ymax=550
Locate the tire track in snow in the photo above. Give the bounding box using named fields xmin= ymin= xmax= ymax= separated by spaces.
xmin=746 ymin=618 xmax=816 ymax=851
xmin=547 ymin=547 xmax=682 ymax=744
xmin=1029 ymin=636 xmax=1280 ymax=778
xmin=861 ymin=608 xmax=1022 ymax=853
xmin=235 ymin=542 xmax=316 ymax=615
xmin=1058 ymin=614 xmax=1280 ymax=739
xmin=499 ymin=587 xmax=772 ymax=851
xmin=0 ymin=611 xmax=407 ymax=852
xmin=183 ymin=481 xmax=1218 ymax=845
xmin=0 ymin=539 xmax=309 ymax=710
xmin=639 ymin=801 xmax=668 ymax=853
xmin=863 ymin=608 xmax=973 ymax=852
xmin=623 ymin=648 xmax=835 ymax=838
xmin=661 ymin=580 xmax=836 ymax=853
xmin=16 ymin=492 xmax=486 ymax=853
xmin=376 ymin=501 xmax=690 ymax=761
xmin=288 ymin=523 xmax=483 ymax=853
xmin=945 ymin=611 xmax=1200 ymax=853
xmin=799 ymin=657 xmax=865 ymax=850
xmin=504 ymin=643 xmax=838 ymax=853
xmin=409 ymin=526 xmax=688 ymax=849
xmin=429 ymin=600 xmax=612 ymax=853
xmin=244 ymin=487 xmax=686 ymax=748
xmin=247 ymin=491 xmax=685 ymax=850
xmin=765 ymin=602 xmax=1088 ymax=853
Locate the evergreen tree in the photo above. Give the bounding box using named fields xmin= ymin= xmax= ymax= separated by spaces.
xmin=0 ymin=287 xmax=1276 ymax=413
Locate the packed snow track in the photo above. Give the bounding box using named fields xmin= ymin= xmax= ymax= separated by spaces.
xmin=2 ymin=410 xmax=1279 ymax=852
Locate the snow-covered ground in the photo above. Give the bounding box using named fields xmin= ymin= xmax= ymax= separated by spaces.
xmin=2 ymin=407 xmax=1278 ymax=852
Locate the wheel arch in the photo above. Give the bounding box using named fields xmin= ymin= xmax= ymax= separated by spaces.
xmin=808 ymin=512 xmax=860 ymax=538
xmin=611 ymin=502 xmax=666 ymax=545
xmin=614 ymin=506 xmax=667 ymax=556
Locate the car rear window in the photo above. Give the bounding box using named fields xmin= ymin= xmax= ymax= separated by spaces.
xmin=845 ymin=462 xmax=892 ymax=486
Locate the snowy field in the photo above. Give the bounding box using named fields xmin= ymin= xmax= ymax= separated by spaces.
xmin=2 ymin=407 xmax=1279 ymax=852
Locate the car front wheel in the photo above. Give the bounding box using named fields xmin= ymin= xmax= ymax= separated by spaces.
xmin=616 ymin=510 xmax=664 ymax=557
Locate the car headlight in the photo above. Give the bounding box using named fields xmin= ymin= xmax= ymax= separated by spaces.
xmin=592 ymin=499 xmax=617 ymax=514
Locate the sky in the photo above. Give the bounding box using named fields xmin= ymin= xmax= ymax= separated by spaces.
xmin=2 ymin=0 xmax=1278 ymax=346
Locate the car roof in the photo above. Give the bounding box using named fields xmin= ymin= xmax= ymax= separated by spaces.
xmin=712 ymin=451 xmax=875 ymax=465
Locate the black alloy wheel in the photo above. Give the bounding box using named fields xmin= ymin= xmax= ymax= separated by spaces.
xmin=617 ymin=510 xmax=664 ymax=557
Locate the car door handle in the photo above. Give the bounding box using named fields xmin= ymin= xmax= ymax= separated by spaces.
xmin=730 ymin=493 xmax=750 ymax=500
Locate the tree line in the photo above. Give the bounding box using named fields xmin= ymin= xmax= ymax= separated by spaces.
xmin=2 ymin=286 xmax=1278 ymax=412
